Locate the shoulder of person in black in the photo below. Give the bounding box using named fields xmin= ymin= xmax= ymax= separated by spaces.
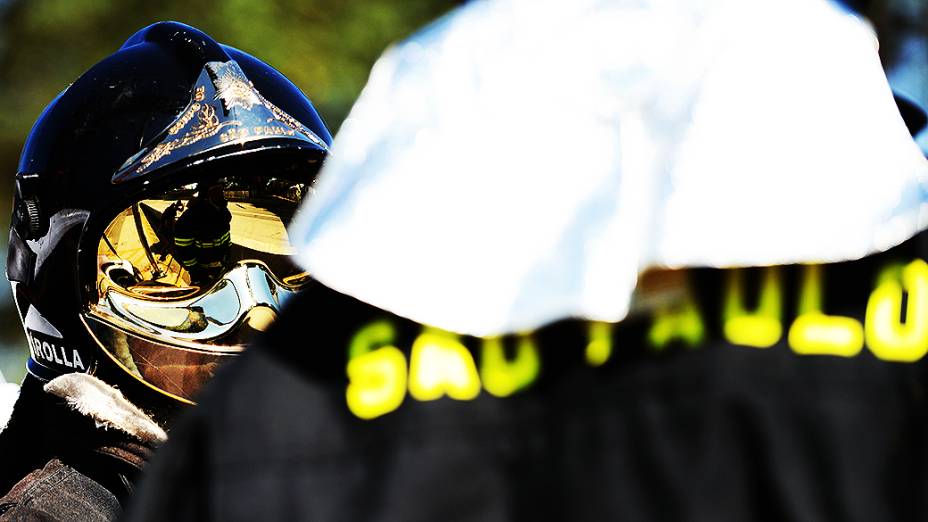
xmin=125 ymin=231 xmax=928 ymax=521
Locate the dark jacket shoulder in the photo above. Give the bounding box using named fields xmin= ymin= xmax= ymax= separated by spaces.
xmin=0 ymin=459 xmax=120 ymax=521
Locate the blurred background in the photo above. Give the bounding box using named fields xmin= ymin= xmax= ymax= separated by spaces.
xmin=0 ymin=0 xmax=924 ymax=383
xmin=0 ymin=0 xmax=459 ymax=382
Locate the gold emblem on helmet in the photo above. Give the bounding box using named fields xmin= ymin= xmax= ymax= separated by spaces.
xmin=115 ymin=60 xmax=328 ymax=182
xmin=209 ymin=62 xmax=261 ymax=111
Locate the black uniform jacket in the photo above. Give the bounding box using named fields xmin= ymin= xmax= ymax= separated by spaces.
xmin=0 ymin=378 xmax=149 ymax=521
xmin=126 ymin=233 xmax=928 ymax=521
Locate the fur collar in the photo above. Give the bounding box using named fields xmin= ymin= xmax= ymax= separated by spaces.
xmin=44 ymin=374 xmax=167 ymax=444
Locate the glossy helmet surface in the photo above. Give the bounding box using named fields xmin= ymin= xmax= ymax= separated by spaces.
xmin=7 ymin=21 xmax=331 ymax=404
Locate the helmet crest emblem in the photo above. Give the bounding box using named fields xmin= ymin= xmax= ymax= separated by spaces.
xmin=209 ymin=62 xmax=261 ymax=112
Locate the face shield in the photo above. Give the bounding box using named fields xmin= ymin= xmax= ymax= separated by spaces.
xmin=82 ymin=174 xmax=311 ymax=403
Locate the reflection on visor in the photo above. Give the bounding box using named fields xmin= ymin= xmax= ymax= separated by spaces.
xmin=85 ymin=174 xmax=312 ymax=403
xmin=96 ymin=175 xmax=310 ymax=298
xmin=84 ymin=315 xmax=235 ymax=403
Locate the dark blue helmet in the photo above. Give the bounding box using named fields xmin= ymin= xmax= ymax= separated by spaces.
xmin=7 ymin=22 xmax=331 ymax=408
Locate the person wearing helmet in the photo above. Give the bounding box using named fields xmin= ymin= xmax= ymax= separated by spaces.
xmin=0 ymin=21 xmax=330 ymax=520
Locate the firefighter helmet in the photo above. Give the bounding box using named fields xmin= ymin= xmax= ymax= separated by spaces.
xmin=7 ymin=21 xmax=331 ymax=406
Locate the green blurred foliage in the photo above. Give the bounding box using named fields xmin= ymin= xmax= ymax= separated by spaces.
xmin=0 ymin=0 xmax=457 ymax=382
xmin=0 ymin=0 xmax=457 ymax=147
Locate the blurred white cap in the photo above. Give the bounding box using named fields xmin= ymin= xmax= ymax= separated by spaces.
xmin=290 ymin=0 xmax=928 ymax=336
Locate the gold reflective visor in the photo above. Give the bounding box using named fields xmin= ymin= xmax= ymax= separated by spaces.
xmin=84 ymin=314 xmax=234 ymax=403
xmin=95 ymin=176 xmax=309 ymax=299
xmin=85 ymin=175 xmax=311 ymax=403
